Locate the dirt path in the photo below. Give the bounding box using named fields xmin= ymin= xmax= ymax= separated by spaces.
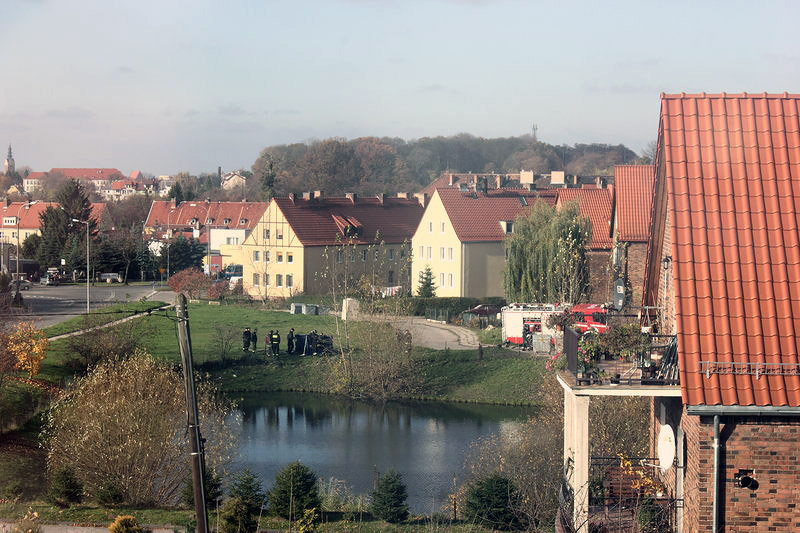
xmin=355 ymin=314 xmax=481 ymax=350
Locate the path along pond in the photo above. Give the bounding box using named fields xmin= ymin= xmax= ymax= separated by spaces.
xmin=232 ymin=392 xmax=536 ymax=514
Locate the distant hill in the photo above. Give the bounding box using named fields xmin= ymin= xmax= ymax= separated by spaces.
xmin=251 ymin=134 xmax=645 ymax=197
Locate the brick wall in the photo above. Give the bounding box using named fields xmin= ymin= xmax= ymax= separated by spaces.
xmin=658 ymin=407 xmax=800 ymax=532
xmin=625 ymin=242 xmax=648 ymax=308
xmin=587 ymin=250 xmax=611 ymax=302
xmin=656 ymin=203 xmax=676 ymax=335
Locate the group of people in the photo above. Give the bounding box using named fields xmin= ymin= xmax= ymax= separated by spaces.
xmin=242 ymin=327 xmax=286 ymax=355
xmin=241 ymin=327 xmax=329 ymax=356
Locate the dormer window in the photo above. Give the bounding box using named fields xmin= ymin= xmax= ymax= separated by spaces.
xmin=207 ymin=218 xmax=215 ymax=224
xmin=500 ymin=220 xmax=514 ymax=234
xmin=240 ymin=218 xmax=248 ymax=225
xmin=190 ymin=218 xmax=198 ymax=224
xmin=223 ymin=218 xmax=231 ymax=225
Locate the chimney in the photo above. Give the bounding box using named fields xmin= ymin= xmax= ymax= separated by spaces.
xmin=495 ymin=175 xmax=503 ymax=189
xmin=289 ymin=192 xmax=296 ymax=204
xmin=377 ymin=193 xmax=386 ymax=204
xmin=171 ymin=198 xmax=177 ymax=208
xmin=3 ymin=197 xmax=9 ymax=208
xmin=414 ymin=192 xmax=428 ymax=208
xmin=313 ymin=190 xmax=323 ymax=200
xmin=396 ymin=192 xmax=409 ymax=199
xmin=345 ymin=192 xmax=357 ymax=204
xmin=448 ymin=174 xmax=456 ymax=186
xmin=206 ymin=197 xmax=211 ymax=203
xmin=302 ymin=192 xmax=312 ymax=200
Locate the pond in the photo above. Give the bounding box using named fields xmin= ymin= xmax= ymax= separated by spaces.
xmin=232 ymin=392 xmax=535 ymax=514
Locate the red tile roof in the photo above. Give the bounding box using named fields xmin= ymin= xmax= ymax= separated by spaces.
xmin=659 ymin=92 xmax=800 ymax=407
xmin=274 ymin=195 xmax=423 ymax=246
xmin=436 ymin=188 xmax=558 ymax=242
xmin=25 ymin=172 xmax=45 ymax=181
xmin=614 ymin=165 xmax=656 ymax=242
xmin=145 ymin=200 xmax=268 ymax=232
xmin=556 ymin=188 xmax=614 ymax=249
xmin=49 ymin=168 xmax=124 ymax=181
xmin=0 ymin=201 xmax=106 ymax=229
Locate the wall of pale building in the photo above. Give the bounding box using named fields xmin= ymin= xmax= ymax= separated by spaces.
xmin=411 ymin=191 xmax=465 ymax=297
xmin=208 ymin=227 xmax=249 ymax=251
xmin=463 ymin=241 xmax=506 ymax=298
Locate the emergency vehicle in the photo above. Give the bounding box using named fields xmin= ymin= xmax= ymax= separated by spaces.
xmin=570 ymin=303 xmax=609 ymax=333
xmin=501 ymin=303 xmax=568 ymax=347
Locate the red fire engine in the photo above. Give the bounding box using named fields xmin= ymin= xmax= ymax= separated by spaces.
xmin=570 ymin=303 xmax=609 ymax=333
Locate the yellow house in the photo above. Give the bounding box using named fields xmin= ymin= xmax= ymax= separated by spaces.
xmin=237 ymin=192 xmax=423 ymax=298
xmin=412 ymin=188 xmax=558 ymax=297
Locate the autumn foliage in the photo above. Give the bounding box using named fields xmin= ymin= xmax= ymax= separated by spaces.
xmin=167 ymin=267 xmax=211 ymax=298
xmin=7 ymin=322 xmax=48 ymax=379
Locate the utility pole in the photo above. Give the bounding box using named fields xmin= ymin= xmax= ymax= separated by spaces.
xmin=175 ymin=294 xmax=209 ymax=533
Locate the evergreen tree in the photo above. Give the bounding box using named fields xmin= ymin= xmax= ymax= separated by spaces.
xmin=257 ymin=156 xmax=276 ymax=200
xmin=168 ymin=182 xmax=185 ymax=204
xmin=37 ymin=206 xmax=69 ymax=269
xmin=219 ymin=497 xmax=256 ymax=533
xmin=159 ymin=236 xmax=206 ymax=275
xmin=180 ymin=468 xmax=223 ymax=508
xmin=371 ymin=470 xmax=409 ymax=523
xmin=47 ymin=466 xmax=83 ymax=506
xmin=228 ymin=468 xmax=265 ymax=518
xmin=417 ymin=266 xmax=436 ymax=297
xmin=463 ymin=474 xmax=524 ymax=531
xmin=267 ymin=461 xmax=320 ymax=520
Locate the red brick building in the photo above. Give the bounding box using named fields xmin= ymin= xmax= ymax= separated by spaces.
xmin=644 ymin=93 xmax=800 ymax=532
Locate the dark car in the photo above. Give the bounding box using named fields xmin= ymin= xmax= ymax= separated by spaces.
xmin=12 ymin=279 xmax=32 ymax=291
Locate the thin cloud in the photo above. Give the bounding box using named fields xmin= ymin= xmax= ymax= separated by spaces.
xmin=419 ymin=83 xmax=462 ymax=96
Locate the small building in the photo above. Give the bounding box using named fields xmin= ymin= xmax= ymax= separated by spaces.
xmin=233 ymin=192 xmax=423 ymax=298
xmin=411 ymin=187 xmax=557 ymax=298
xmin=0 ymin=200 xmax=106 ymax=247
xmin=23 ymin=167 xmax=124 ymax=193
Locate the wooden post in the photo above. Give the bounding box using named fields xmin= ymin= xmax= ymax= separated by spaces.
xmin=176 ymin=293 xmax=209 ymax=533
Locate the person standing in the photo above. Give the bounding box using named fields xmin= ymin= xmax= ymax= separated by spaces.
xmin=251 ymin=329 xmax=258 ymax=353
xmin=242 ymin=327 xmax=251 ymax=352
xmin=267 ymin=330 xmax=274 ymax=355
xmin=287 ymin=328 xmax=295 ymax=354
xmin=271 ymin=330 xmax=280 ymax=356
xmin=274 ymin=330 xmax=281 ymax=356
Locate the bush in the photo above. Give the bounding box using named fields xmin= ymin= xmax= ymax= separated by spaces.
xmin=96 ymin=481 xmax=125 ymax=506
xmin=181 ymin=468 xmax=224 ymax=507
xmin=228 ymin=469 xmax=265 ymax=517
xmin=108 ymin=515 xmax=143 ymax=533
xmin=11 ymin=508 xmax=42 ymax=533
xmin=207 ymin=280 xmax=229 ymax=300
xmin=371 ymin=470 xmax=409 ymax=523
xmin=47 ymin=466 xmax=83 ymax=506
xmin=268 ymin=461 xmax=321 ymax=520
xmin=167 ymin=268 xmax=211 ymax=298
xmin=219 ymin=497 xmax=256 ymax=533
xmin=463 ymin=474 xmax=524 ymax=530
xmin=366 ymin=296 xmax=506 ymax=320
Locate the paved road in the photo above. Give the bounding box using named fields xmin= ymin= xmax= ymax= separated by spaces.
xmin=359 ymin=314 xmax=481 ymax=350
xmin=14 ymin=283 xmax=174 ymax=328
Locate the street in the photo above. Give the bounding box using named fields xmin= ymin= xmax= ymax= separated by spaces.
xmin=14 ymin=283 xmax=174 ymax=328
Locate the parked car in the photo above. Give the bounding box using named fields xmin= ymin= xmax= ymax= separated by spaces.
xmin=40 ymin=274 xmax=60 ymax=286
xmin=11 ymin=279 xmax=32 ymax=291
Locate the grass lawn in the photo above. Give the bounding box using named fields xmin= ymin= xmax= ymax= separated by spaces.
xmin=42 ymin=300 xmax=170 ymax=338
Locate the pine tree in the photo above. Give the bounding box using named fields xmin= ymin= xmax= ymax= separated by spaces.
xmin=267 ymin=462 xmax=320 ymax=520
xmin=463 ymin=474 xmax=524 ymax=531
xmin=417 ymin=266 xmax=436 ymax=297
xmin=371 ymin=470 xmax=409 ymax=523
xmin=228 ymin=468 xmax=265 ymax=518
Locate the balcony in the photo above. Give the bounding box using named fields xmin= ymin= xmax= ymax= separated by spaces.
xmin=561 ymin=327 xmax=679 ymax=389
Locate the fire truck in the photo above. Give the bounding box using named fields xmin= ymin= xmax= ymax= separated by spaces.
xmin=570 ymin=303 xmax=610 ymax=333
xmin=501 ymin=303 xmax=568 ymax=348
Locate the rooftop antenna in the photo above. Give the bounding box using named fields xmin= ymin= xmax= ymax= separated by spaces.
xmin=531 ymin=124 xmax=538 ymax=142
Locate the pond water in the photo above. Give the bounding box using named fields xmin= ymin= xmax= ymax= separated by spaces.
xmin=232 ymin=392 xmax=535 ymax=514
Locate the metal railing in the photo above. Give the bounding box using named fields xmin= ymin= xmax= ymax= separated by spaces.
xmin=699 ymin=360 xmax=800 ymax=379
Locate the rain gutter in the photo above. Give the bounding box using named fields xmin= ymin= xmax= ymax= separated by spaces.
xmin=712 ymin=414 xmax=720 ymax=533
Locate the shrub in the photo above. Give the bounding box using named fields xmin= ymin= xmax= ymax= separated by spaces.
xmin=371 ymin=470 xmax=409 ymax=523
xmin=207 ymin=280 xmax=229 ymax=300
xmin=463 ymin=474 xmax=524 ymax=530
xmin=108 ymin=515 xmax=143 ymax=533
xmin=11 ymin=508 xmax=41 ymax=533
xmin=181 ymin=467 xmax=224 ymax=507
xmin=268 ymin=461 xmax=321 ymax=520
xmin=47 ymin=466 xmax=83 ymax=506
xmin=296 ymin=508 xmax=319 ymax=533
xmin=96 ymin=481 xmax=125 ymax=507
xmin=167 ymin=268 xmax=211 ymax=298
xmin=228 ymin=469 xmax=265 ymax=517
xmin=219 ymin=497 xmax=256 ymax=533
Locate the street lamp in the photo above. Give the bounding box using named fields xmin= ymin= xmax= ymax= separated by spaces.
xmin=14 ymin=200 xmax=39 ymax=299
xmin=71 ymin=218 xmax=90 ymax=314
xmin=166 ymin=209 xmax=175 ymax=283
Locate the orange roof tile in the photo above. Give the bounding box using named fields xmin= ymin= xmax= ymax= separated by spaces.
xmin=0 ymin=201 xmax=105 ymax=229
xmin=436 ymin=188 xmax=558 ymax=242
xmin=145 ymin=200 xmax=268 ymax=232
xmin=614 ymin=165 xmax=655 ymax=242
xmin=659 ymin=92 xmax=800 ymax=407
xmin=274 ymin=195 xmax=423 ymax=246
xmin=50 ymin=168 xmax=124 ymax=180
xmin=556 ymin=188 xmax=614 ymax=249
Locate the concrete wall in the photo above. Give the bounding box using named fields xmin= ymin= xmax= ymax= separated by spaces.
xmin=411 ymin=191 xmax=464 ymax=296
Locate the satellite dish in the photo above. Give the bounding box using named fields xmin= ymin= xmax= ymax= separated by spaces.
xmin=657 ymin=424 xmax=676 ymax=472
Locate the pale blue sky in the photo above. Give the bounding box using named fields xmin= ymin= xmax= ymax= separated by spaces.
xmin=2 ymin=0 xmax=798 ymax=174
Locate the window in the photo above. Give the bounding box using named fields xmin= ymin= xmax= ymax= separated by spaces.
xmin=276 ymin=274 xmax=283 ymax=287
xmin=427 ymin=246 xmax=432 ymax=259
xmin=350 ymin=250 xmax=356 ymax=262
xmin=223 ymin=218 xmax=231 ymax=225
xmin=361 ymin=249 xmax=367 ymax=262
xmin=265 ymin=274 xmax=270 ymax=286
xmin=440 ymin=273 xmax=445 ymax=286
xmin=400 ymin=249 xmax=405 ymax=258
xmin=440 ymin=247 xmax=445 ymax=259
xmin=207 ymin=218 xmax=215 ymax=224
xmin=388 ymin=270 xmax=395 ymax=284
xmin=336 ymin=250 xmax=344 ymax=263
xmin=419 ymin=245 xmax=424 ymax=258
xmin=277 ymin=253 xmax=283 ymax=263
xmin=441 ymin=222 xmax=445 ymax=233
xmin=190 ymin=218 xmax=198 ymax=224
xmin=253 ymin=273 xmax=260 ymax=286
xmin=448 ymin=247 xmax=453 ymax=260
xmin=265 ymin=251 xmax=270 ymax=262
xmin=388 ymin=248 xmax=395 ymax=260
xmin=448 ymin=273 xmax=453 ymax=287
xmin=287 ymin=253 xmax=293 ymax=263
xmin=11 ymin=232 xmax=16 ymax=239
xmin=253 ymin=250 xmax=260 ymax=262
xmin=263 ymin=228 xmax=270 ymax=240
xmin=286 ymin=274 xmax=293 ymax=288
xmin=277 ymin=230 xmax=283 ymax=240
xmin=428 ymin=221 xmax=433 ymax=232
xmin=240 ymin=218 xmax=248 ymax=225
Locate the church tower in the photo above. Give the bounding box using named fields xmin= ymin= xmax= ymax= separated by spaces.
xmin=4 ymin=145 xmax=14 ymax=176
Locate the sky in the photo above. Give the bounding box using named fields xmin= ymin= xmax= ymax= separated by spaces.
xmin=1 ymin=0 xmax=799 ymax=175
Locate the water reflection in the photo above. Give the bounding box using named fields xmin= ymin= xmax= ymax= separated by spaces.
xmin=233 ymin=392 xmax=534 ymax=513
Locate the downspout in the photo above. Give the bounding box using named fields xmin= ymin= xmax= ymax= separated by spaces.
xmin=712 ymin=414 xmax=720 ymax=532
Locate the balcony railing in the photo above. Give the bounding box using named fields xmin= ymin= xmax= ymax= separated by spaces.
xmin=564 ymin=328 xmax=679 ymax=387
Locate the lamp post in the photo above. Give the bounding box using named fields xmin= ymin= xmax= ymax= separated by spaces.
xmin=14 ymin=200 xmax=39 ymax=299
xmin=166 ymin=209 xmax=175 ymax=283
xmin=71 ymin=218 xmax=90 ymax=314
